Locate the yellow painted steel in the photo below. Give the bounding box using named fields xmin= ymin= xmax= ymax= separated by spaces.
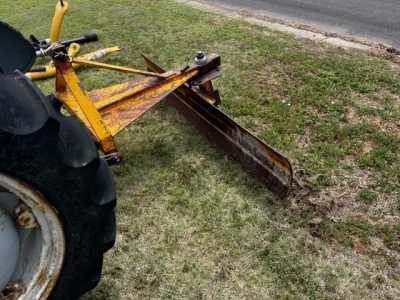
xmin=95 ymin=69 xmax=198 ymax=135
xmin=78 ymin=46 xmax=122 ymax=60
xmin=72 ymin=58 xmax=169 ymax=78
xmin=50 ymin=1 xmax=69 ymax=43
xmin=54 ymin=58 xmax=117 ymax=153
xmin=52 ymin=50 xmax=198 ymax=153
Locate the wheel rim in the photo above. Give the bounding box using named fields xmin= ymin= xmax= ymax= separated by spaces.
xmin=0 ymin=172 xmax=65 ymax=300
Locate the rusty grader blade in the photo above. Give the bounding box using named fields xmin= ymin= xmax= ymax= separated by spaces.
xmin=141 ymin=53 xmax=293 ymax=198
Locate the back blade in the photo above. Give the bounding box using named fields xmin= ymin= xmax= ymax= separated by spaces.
xmin=142 ymin=54 xmax=292 ymax=198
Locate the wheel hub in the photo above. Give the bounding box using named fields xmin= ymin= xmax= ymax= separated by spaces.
xmin=0 ymin=173 xmax=66 ymax=300
xmin=0 ymin=206 xmax=20 ymax=291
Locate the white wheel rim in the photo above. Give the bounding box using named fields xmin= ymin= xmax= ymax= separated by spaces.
xmin=0 ymin=172 xmax=65 ymax=300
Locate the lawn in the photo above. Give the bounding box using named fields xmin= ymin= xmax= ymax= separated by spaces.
xmin=3 ymin=0 xmax=400 ymax=299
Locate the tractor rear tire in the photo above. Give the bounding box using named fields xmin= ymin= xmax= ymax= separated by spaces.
xmin=0 ymin=71 xmax=116 ymax=299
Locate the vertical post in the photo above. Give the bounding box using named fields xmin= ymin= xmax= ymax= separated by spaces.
xmin=50 ymin=1 xmax=69 ymax=43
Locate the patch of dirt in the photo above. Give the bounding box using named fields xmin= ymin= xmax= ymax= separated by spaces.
xmin=288 ymin=84 xmax=399 ymax=226
xmin=290 ymin=169 xmax=398 ymax=226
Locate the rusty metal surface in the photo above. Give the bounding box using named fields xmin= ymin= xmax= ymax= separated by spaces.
xmin=92 ymin=69 xmax=198 ymax=136
xmin=142 ymin=55 xmax=292 ymax=198
xmin=2 ymin=281 xmax=24 ymax=300
xmin=14 ymin=202 xmax=38 ymax=229
xmin=88 ymin=77 xmax=160 ymax=104
xmin=52 ymin=46 xmax=222 ymax=153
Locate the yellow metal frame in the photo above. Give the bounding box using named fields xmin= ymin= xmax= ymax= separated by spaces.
xmin=32 ymin=1 xmax=213 ymax=155
xmin=50 ymin=45 xmax=202 ymax=154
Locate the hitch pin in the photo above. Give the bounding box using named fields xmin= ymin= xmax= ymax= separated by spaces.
xmin=181 ymin=65 xmax=190 ymax=73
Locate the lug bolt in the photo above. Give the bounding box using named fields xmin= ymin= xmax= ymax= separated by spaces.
xmin=194 ymin=51 xmax=207 ymax=65
xmin=2 ymin=281 xmax=24 ymax=299
xmin=14 ymin=203 xmax=38 ymax=229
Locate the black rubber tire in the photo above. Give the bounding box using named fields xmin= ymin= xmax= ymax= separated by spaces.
xmin=0 ymin=71 xmax=116 ymax=299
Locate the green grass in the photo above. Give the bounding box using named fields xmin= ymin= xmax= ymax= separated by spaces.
xmin=3 ymin=0 xmax=400 ymax=299
xmin=315 ymin=217 xmax=376 ymax=248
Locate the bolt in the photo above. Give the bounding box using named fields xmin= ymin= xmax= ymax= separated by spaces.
xmin=14 ymin=203 xmax=38 ymax=229
xmin=1 ymin=281 xmax=24 ymax=299
xmin=194 ymin=51 xmax=207 ymax=65
xmin=102 ymin=151 xmax=123 ymax=166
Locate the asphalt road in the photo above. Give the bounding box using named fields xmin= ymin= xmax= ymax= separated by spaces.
xmin=201 ymin=0 xmax=400 ymax=49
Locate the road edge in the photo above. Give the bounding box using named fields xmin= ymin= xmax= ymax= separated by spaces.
xmin=176 ymin=0 xmax=400 ymax=62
